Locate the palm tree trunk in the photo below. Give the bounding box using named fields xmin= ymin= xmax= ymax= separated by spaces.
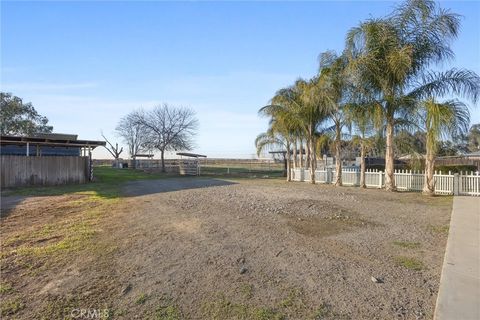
xmin=334 ymin=123 xmax=342 ymax=186
xmin=299 ymin=138 xmax=304 ymax=168
xmin=423 ymin=145 xmax=435 ymax=195
xmin=293 ymin=141 xmax=297 ymax=169
xmin=384 ymin=118 xmax=396 ymax=191
xmin=305 ymin=141 xmax=310 ymax=170
xmin=309 ymin=136 xmax=316 ymax=184
xmin=360 ymin=142 xmax=366 ymax=188
xmin=286 ymin=142 xmax=292 ymax=182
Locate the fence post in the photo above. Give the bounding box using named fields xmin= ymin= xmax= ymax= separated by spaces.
xmin=378 ymin=171 xmax=383 ymax=189
xmin=327 ymin=167 xmax=332 ymax=184
xmin=453 ymin=173 xmax=459 ymax=196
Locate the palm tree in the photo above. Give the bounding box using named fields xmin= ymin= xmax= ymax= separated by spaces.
xmin=258 ymin=87 xmax=304 ymax=181
xmin=262 ymin=80 xmax=325 ymax=184
xmin=346 ymin=0 xmax=480 ymax=191
xmin=316 ymin=51 xmax=350 ymax=186
xmin=255 ymin=127 xmax=292 ymax=181
xmin=298 ymin=78 xmax=333 ymax=184
xmin=345 ymin=103 xmax=380 ymax=188
xmin=421 ymin=98 xmax=470 ymax=195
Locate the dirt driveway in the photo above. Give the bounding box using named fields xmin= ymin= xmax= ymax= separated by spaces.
xmin=1 ymin=177 xmax=452 ymax=319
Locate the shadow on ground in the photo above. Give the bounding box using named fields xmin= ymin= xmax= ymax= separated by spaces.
xmin=0 ymin=195 xmax=26 ymax=218
xmin=122 ymin=178 xmax=237 ymax=197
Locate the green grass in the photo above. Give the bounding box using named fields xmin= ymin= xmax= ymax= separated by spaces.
xmin=0 ymin=283 xmax=13 ymax=294
xmin=1 ymin=167 xmax=152 ymax=264
xmin=312 ymin=303 xmax=331 ymax=319
xmin=240 ymin=284 xmax=254 ymax=300
xmin=428 ymin=224 xmax=450 ymax=235
xmin=154 ymin=304 xmax=182 ymax=320
xmin=395 ymin=256 xmax=424 ymax=271
xmin=1 ymin=298 xmax=24 ymax=316
xmin=135 ymin=293 xmax=148 ymax=305
xmin=393 ymin=241 xmax=421 ymax=249
xmin=201 ymin=296 xmax=284 ymax=320
xmin=13 ymin=221 xmax=97 ymax=257
xmin=251 ymin=307 xmax=284 ymax=320
xmin=6 ymin=166 xmax=169 ymax=199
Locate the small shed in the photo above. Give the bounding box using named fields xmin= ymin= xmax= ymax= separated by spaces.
xmin=176 ymin=152 xmax=207 ymax=175
xmin=0 ymin=133 xmax=105 ymax=187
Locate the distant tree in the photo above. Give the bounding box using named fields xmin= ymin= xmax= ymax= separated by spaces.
xmin=101 ymin=132 xmax=124 ymax=162
xmin=468 ymin=123 xmax=480 ymax=152
xmin=437 ymin=141 xmax=462 ymax=156
xmin=0 ymin=92 xmax=53 ymax=135
xmin=135 ymin=104 xmax=198 ymax=172
xmin=116 ymin=110 xmax=150 ymax=167
xmin=394 ymin=131 xmax=426 ymax=156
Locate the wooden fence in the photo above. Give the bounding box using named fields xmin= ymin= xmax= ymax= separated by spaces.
xmin=1 ymin=155 xmax=90 ymax=188
xmin=291 ymin=168 xmax=480 ymax=196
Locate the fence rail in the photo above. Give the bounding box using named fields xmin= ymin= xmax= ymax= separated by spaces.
xmin=291 ymin=168 xmax=480 ymax=196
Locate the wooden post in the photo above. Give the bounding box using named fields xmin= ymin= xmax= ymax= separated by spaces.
xmin=88 ymin=145 xmax=93 ymax=181
xmin=326 ymin=167 xmax=332 ymax=184
xmin=26 ymin=142 xmax=29 ymax=156
xmin=453 ymin=173 xmax=459 ymax=196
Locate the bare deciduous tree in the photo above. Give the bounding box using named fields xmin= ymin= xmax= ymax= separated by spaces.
xmin=101 ymin=132 xmax=124 ymax=165
xmin=136 ymin=104 xmax=198 ymax=172
xmin=116 ymin=110 xmax=150 ymax=168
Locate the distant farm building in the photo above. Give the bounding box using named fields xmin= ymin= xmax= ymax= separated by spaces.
xmin=0 ymin=133 xmax=105 ymax=187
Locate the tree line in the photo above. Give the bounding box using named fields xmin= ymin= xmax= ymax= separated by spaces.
xmin=255 ymin=0 xmax=480 ymax=195
xmin=0 ymin=94 xmax=198 ymax=172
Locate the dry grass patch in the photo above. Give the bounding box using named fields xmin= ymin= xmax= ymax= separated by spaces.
xmin=428 ymin=224 xmax=450 ymax=235
xmin=1 ymin=298 xmax=24 ymax=317
xmin=395 ymin=256 xmax=424 ymax=271
xmin=393 ymin=241 xmax=421 ymax=249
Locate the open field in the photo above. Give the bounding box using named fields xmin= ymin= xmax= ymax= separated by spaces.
xmin=0 ymin=168 xmax=452 ymax=319
xmin=200 ymin=165 xmax=284 ymax=178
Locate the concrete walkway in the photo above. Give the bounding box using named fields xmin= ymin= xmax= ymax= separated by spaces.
xmin=435 ymin=197 xmax=480 ymax=320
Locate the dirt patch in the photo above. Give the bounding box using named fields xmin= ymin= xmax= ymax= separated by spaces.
xmin=0 ymin=178 xmax=452 ymax=319
xmin=285 ymin=214 xmax=373 ymax=238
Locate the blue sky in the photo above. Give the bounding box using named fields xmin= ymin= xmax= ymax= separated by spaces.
xmin=2 ymin=1 xmax=479 ymax=159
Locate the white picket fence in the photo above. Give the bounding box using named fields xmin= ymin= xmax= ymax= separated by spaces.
xmin=291 ymin=168 xmax=480 ymax=196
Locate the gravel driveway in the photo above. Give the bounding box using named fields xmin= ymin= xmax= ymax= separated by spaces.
xmin=1 ymin=177 xmax=452 ymax=319
xmin=107 ymin=178 xmax=450 ymax=319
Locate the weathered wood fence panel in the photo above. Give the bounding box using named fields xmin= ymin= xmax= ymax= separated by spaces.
xmin=0 ymin=156 xmax=89 ymax=188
